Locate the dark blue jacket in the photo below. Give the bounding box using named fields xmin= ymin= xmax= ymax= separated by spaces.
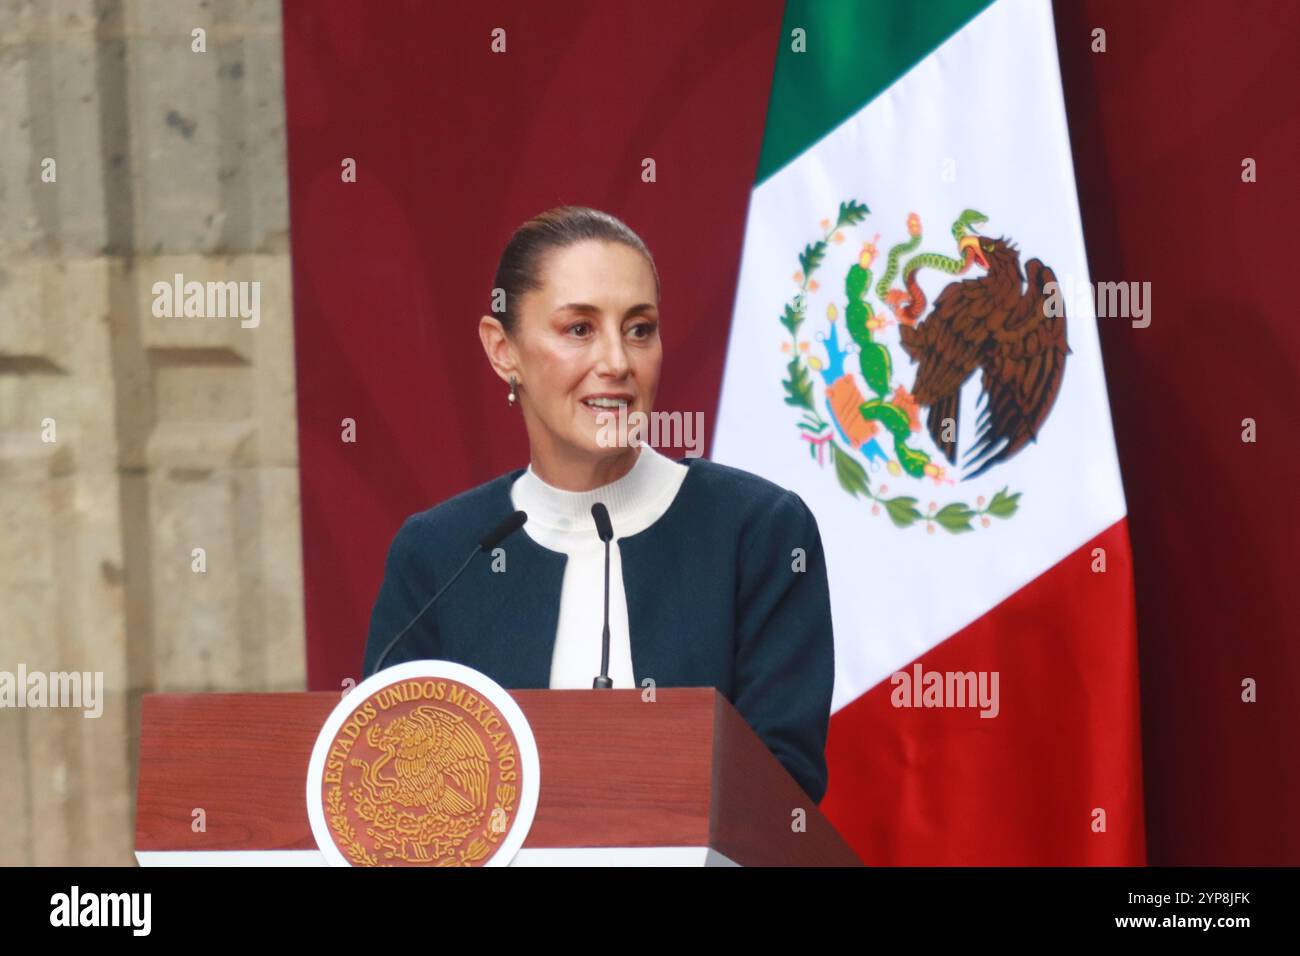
xmin=362 ymin=456 xmax=835 ymax=803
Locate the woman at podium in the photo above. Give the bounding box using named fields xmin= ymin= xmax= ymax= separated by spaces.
xmin=361 ymin=206 xmax=835 ymax=804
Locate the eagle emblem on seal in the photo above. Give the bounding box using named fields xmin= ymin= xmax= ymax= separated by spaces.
xmin=329 ymin=704 xmax=497 ymax=864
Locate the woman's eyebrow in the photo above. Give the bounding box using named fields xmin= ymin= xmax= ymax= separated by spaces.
xmin=553 ymin=302 xmax=658 ymax=318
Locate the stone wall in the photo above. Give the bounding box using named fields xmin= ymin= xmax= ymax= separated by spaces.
xmin=0 ymin=0 xmax=304 ymax=865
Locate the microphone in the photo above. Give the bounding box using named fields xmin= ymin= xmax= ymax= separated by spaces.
xmin=479 ymin=510 xmax=528 ymax=551
xmin=591 ymin=502 xmax=615 ymax=689
xmin=372 ymin=510 xmax=528 ymax=673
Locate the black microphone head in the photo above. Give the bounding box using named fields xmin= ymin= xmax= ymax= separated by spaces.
xmin=479 ymin=510 xmax=528 ymax=551
xmin=591 ymin=502 xmax=613 ymax=542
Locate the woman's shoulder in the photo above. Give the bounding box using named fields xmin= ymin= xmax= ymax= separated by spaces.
xmin=678 ymin=457 xmax=817 ymax=529
xmin=390 ymin=468 xmax=524 ymax=551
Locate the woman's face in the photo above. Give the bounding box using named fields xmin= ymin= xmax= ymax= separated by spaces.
xmin=500 ymin=240 xmax=662 ymax=466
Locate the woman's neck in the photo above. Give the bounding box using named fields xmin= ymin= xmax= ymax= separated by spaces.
xmin=528 ymin=444 xmax=642 ymax=492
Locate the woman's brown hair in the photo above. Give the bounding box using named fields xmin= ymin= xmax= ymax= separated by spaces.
xmin=491 ymin=206 xmax=660 ymax=335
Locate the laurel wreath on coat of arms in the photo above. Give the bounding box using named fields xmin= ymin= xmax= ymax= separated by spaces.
xmin=780 ymin=200 xmax=1071 ymax=534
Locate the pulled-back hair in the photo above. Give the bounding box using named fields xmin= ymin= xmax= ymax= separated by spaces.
xmin=491 ymin=206 xmax=660 ymax=334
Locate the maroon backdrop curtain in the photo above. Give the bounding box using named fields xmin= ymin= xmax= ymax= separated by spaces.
xmin=281 ymin=0 xmax=1300 ymax=864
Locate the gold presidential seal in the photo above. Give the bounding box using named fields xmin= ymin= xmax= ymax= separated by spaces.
xmin=307 ymin=661 xmax=540 ymax=867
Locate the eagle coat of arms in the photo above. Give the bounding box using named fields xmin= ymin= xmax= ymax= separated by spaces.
xmin=780 ymin=202 xmax=1070 ymax=534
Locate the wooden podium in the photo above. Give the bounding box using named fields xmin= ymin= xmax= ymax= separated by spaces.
xmin=136 ymin=687 xmax=860 ymax=866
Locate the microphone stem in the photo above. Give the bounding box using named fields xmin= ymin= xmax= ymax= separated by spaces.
xmin=600 ymin=538 xmax=611 ymax=677
xmin=374 ymin=545 xmax=479 ymax=672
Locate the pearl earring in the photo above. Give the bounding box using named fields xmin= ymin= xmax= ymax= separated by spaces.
xmin=508 ymin=375 xmax=518 ymax=406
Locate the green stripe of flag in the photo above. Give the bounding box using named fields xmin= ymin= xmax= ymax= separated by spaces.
xmin=756 ymin=0 xmax=995 ymax=187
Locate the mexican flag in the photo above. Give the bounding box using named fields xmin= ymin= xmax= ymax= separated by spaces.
xmin=713 ymin=0 xmax=1145 ymax=864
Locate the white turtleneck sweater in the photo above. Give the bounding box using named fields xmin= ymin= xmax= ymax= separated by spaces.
xmin=509 ymin=444 xmax=689 ymax=689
